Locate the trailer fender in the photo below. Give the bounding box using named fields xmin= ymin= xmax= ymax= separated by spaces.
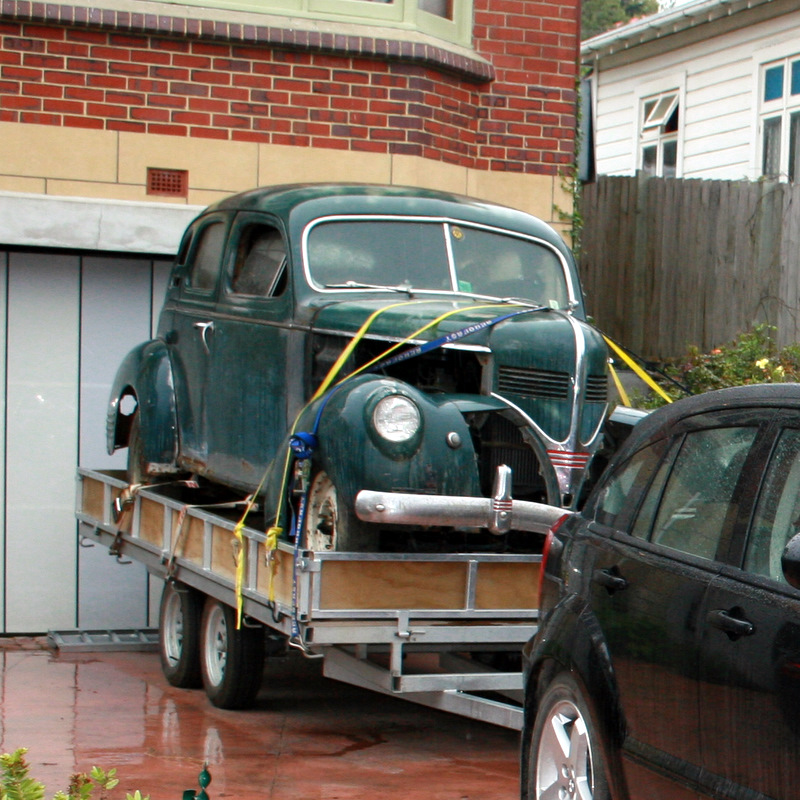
xmin=106 ymin=340 xmax=179 ymax=468
xmin=303 ymin=373 xmax=481 ymax=510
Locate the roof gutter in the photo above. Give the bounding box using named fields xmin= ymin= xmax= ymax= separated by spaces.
xmin=581 ymin=0 xmax=777 ymax=63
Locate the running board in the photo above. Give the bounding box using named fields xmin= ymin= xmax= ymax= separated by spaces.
xmin=46 ymin=629 xmax=159 ymax=652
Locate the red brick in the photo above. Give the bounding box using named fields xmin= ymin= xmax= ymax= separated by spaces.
xmin=87 ymin=102 xmax=128 ymax=118
xmin=171 ymin=110 xmax=210 ymax=125
xmin=109 ymin=61 xmax=148 ymax=76
xmin=106 ymin=119 xmax=146 ymax=132
xmin=190 ymin=126 xmax=228 ymax=139
xmin=21 ymin=81 xmax=61 ymax=97
xmin=63 ymin=115 xmax=104 ymax=129
xmin=191 ymin=70 xmax=231 ymax=85
xmin=2 ymin=66 xmax=42 ymax=81
xmin=148 ymin=94 xmax=186 ymax=109
xmin=210 ymin=85 xmax=248 ymax=101
xmin=148 ymin=123 xmax=188 ymax=135
xmin=310 ymin=137 xmax=349 ymax=150
xmin=43 ymin=98 xmax=83 ymax=114
xmin=23 ymin=54 xmax=63 ymax=69
xmin=131 ymin=106 xmax=169 ymax=121
xmin=20 ymin=111 xmax=59 ymax=124
xmin=47 ymin=41 xmax=89 ymax=57
xmin=65 ymin=86 xmax=103 ymax=102
xmin=231 ymin=130 xmax=271 ymax=143
xmin=1 ymin=94 xmax=40 ymax=110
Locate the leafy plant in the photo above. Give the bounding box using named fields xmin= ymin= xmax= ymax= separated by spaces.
xmin=0 ymin=749 xmax=147 ymax=800
xmin=633 ymin=324 xmax=800 ymax=408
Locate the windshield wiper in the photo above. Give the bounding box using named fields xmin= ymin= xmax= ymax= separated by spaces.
xmin=324 ymin=280 xmax=413 ymax=294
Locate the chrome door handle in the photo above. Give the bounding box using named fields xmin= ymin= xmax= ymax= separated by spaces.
xmin=193 ymin=320 xmax=214 ymax=354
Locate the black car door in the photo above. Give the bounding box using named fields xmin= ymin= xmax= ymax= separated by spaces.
xmin=586 ymin=418 xmax=763 ymax=798
xmin=699 ymin=420 xmax=800 ymax=799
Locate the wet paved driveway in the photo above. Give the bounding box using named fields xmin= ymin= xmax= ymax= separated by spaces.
xmin=2 ymin=639 xmax=519 ymax=800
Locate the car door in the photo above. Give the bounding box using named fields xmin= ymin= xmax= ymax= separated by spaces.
xmin=204 ymin=212 xmax=295 ymax=490
xmin=166 ymin=214 xmax=228 ymax=469
xmin=586 ymin=418 xmax=762 ymax=798
xmin=698 ymin=420 xmax=800 ymax=799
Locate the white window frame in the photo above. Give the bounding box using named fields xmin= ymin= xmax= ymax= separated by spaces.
xmin=756 ymin=52 xmax=800 ymax=181
xmin=634 ymin=74 xmax=685 ymax=179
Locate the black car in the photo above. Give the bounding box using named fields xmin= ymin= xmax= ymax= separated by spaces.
xmin=522 ymin=383 xmax=800 ymax=800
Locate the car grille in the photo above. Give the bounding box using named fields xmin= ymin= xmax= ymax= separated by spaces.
xmin=497 ymin=366 xmax=570 ymax=400
xmin=585 ymin=374 xmax=608 ymax=403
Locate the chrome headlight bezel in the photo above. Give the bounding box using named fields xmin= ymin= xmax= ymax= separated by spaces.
xmin=371 ymin=394 xmax=421 ymax=443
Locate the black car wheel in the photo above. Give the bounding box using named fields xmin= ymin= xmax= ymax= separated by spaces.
xmin=527 ymin=673 xmax=610 ymax=800
xmin=199 ymin=597 xmax=265 ymax=709
xmin=159 ymin=580 xmax=203 ymax=688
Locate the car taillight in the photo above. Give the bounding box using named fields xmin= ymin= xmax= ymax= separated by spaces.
xmin=537 ymin=513 xmax=570 ymax=612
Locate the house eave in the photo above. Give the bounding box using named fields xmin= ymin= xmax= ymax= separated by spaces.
xmin=581 ymin=0 xmax=779 ymax=65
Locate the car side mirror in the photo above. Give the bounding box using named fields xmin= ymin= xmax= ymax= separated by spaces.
xmin=782 ymin=533 xmax=800 ymax=590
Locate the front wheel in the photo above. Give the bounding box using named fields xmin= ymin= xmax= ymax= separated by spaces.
xmin=527 ymin=673 xmax=611 ymax=800
xmin=159 ymin=580 xmax=203 ymax=688
xmin=199 ymin=598 xmax=265 ymax=709
xmin=304 ymin=470 xmax=374 ymax=552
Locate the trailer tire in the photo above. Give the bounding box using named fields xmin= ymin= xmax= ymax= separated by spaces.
xmin=159 ymin=580 xmax=203 ymax=688
xmin=200 ymin=598 xmax=265 ymax=709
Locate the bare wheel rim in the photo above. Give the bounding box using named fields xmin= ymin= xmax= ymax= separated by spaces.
xmin=162 ymin=588 xmax=184 ymax=667
xmin=203 ymin=604 xmax=228 ymax=687
xmin=535 ymin=698 xmax=594 ymax=800
xmin=305 ymin=472 xmax=338 ymax=551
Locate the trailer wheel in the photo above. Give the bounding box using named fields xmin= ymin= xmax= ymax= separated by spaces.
xmin=305 ymin=471 xmax=374 ymax=552
xmin=200 ymin=598 xmax=265 ymax=709
xmin=159 ymin=580 xmax=203 ymax=688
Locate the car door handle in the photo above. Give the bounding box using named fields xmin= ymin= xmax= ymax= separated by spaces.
xmin=593 ymin=568 xmax=628 ymax=594
xmin=706 ymin=608 xmax=755 ymax=640
xmin=193 ymin=320 xmax=214 ymax=354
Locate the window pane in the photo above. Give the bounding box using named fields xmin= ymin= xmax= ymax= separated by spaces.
xmin=650 ymin=427 xmax=757 ymax=560
xmin=746 ymin=428 xmax=800 ymax=582
xmin=662 ymin=140 xmax=677 ymax=178
xmin=642 ymin=145 xmax=657 ymax=175
xmin=765 ymin=65 xmax=785 ymax=102
xmin=419 ymin=0 xmax=452 ymax=17
xmin=594 ymin=442 xmax=666 ymax=528
xmin=190 ymin=222 xmax=226 ymax=291
xmin=792 ymin=60 xmax=800 ymax=95
xmin=232 ymin=226 xmax=286 ymax=296
xmin=763 ymin=117 xmax=782 ymax=178
xmin=790 ymin=113 xmax=800 ymax=182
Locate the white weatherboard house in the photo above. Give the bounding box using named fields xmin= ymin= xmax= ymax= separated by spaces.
xmin=582 ymin=0 xmax=800 ymax=182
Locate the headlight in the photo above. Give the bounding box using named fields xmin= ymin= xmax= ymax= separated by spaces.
xmin=372 ymin=395 xmax=421 ymax=442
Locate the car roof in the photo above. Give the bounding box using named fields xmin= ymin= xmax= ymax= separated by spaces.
xmin=200 ymin=182 xmax=569 ymax=252
xmin=622 ymin=383 xmax=800 ymax=452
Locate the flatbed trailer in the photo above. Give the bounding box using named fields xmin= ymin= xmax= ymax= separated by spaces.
xmin=75 ymin=467 xmax=553 ymax=729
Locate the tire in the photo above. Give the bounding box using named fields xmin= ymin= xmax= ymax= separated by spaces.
xmin=199 ymin=597 xmax=265 ymax=710
xmin=304 ymin=470 xmax=375 ymax=552
xmin=159 ymin=581 xmax=203 ymax=689
xmin=526 ymin=672 xmax=611 ymax=800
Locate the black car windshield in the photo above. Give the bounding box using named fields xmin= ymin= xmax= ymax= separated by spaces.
xmin=304 ymin=218 xmax=570 ymax=309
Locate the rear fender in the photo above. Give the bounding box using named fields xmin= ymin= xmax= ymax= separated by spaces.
xmin=299 ymin=374 xmax=481 ymax=510
xmin=106 ymin=340 xmax=179 ymax=468
xmin=521 ymin=594 xmax=628 ymax=800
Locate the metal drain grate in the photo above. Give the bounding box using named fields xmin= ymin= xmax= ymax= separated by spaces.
xmin=47 ymin=629 xmax=159 ymax=652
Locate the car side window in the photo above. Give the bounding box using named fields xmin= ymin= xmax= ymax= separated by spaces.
xmin=593 ymin=441 xmax=666 ymax=528
xmin=231 ymin=225 xmax=287 ymax=297
xmin=188 ymin=221 xmax=226 ymax=292
xmin=745 ymin=428 xmax=800 ymax=583
xmin=647 ymin=427 xmax=757 ymax=560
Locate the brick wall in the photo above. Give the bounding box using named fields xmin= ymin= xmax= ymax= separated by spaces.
xmin=0 ymin=0 xmax=579 ymax=175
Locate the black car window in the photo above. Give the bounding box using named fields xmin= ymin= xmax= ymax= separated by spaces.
xmin=593 ymin=441 xmax=666 ymax=528
xmin=231 ymin=225 xmax=287 ymax=297
xmin=745 ymin=427 xmax=800 ymax=582
xmin=189 ymin=221 xmax=226 ymax=292
xmin=648 ymin=427 xmax=757 ymax=560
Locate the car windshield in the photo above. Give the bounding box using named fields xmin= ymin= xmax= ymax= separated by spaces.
xmin=304 ymin=218 xmax=571 ymax=308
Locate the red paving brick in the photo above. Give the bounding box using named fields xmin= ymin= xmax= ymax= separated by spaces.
xmin=0 ymin=639 xmax=520 ymax=799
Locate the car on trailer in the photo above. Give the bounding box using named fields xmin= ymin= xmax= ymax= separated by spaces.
xmin=522 ymin=383 xmax=800 ymax=800
xmin=106 ymin=183 xmax=612 ymax=552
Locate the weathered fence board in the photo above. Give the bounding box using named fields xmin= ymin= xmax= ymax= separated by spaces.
xmin=579 ymin=174 xmax=800 ymax=360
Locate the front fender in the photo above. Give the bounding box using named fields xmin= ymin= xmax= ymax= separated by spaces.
xmin=106 ymin=339 xmax=178 ymax=467
xmin=301 ymin=374 xmax=481 ymax=510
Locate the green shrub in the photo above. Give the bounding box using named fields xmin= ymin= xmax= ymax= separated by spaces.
xmin=634 ymin=324 xmax=800 ymax=408
xmin=0 ymin=749 xmax=148 ymax=800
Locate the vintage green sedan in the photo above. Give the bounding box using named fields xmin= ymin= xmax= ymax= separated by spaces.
xmin=107 ymin=184 xmax=610 ymax=550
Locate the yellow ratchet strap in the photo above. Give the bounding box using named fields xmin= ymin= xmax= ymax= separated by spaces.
xmin=608 ymin=362 xmax=631 ymax=407
xmin=603 ymin=335 xmax=672 ymax=404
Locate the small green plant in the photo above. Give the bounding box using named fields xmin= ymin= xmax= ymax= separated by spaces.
xmin=634 ymin=324 xmax=800 ymax=408
xmin=0 ymin=749 xmax=147 ymax=800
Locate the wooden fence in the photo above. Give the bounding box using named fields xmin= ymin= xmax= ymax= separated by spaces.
xmin=579 ymin=174 xmax=800 ymax=361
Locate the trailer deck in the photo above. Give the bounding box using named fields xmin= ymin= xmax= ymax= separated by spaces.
xmin=76 ymin=468 xmax=543 ymax=729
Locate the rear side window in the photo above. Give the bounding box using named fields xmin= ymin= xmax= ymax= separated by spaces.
xmin=231 ymin=225 xmax=287 ymax=297
xmin=189 ymin=222 xmax=226 ymax=292
xmin=594 ymin=441 xmax=666 ymax=528
xmin=646 ymin=427 xmax=757 ymax=560
xmin=746 ymin=428 xmax=800 ymax=582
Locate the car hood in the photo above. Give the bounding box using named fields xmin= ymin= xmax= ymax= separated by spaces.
xmin=308 ymin=296 xmax=571 ymax=350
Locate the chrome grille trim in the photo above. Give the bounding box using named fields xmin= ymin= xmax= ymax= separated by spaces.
xmin=585 ymin=374 xmax=609 ymax=403
xmin=497 ymin=366 xmax=570 ymax=400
